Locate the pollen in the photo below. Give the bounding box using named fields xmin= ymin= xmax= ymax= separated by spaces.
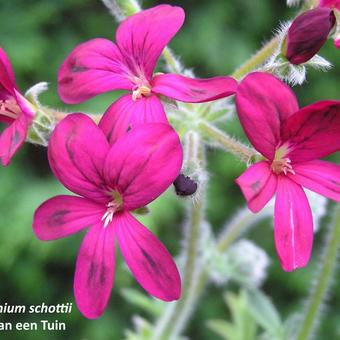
xmin=271 ymin=158 xmax=295 ymax=175
xmin=132 ymin=85 xmax=152 ymax=101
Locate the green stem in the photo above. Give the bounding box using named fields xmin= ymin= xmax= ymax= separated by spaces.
xmin=231 ymin=35 xmax=280 ymax=80
xmin=162 ymin=47 xmax=183 ymax=74
xmin=198 ymin=121 xmax=257 ymax=164
xmin=296 ymin=205 xmax=340 ymax=340
xmin=153 ymin=134 xmax=205 ymax=339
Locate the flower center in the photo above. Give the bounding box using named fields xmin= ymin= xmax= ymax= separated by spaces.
xmin=271 ymin=158 xmax=295 ymax=175
xmin=0 ymin=97 xmax=21 ymax=120
xmin=132 ymin=85 xmax=152 ymax=101
xmin=101 ymin=191 xmax=123 ymax=227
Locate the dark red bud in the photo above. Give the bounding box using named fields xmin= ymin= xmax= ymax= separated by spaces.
xmin=285 ymin=8 xmax=336 ymax=64
xmin=173 ymin=174 xmax=198 ymax=196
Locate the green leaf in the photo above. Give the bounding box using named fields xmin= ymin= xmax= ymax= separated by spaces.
xmin=206 ymin=320 xmax=238 ymax=340
xmin=245 ymin=288 xmax=284 ymax=339
xmin=120 ymin=288 xmax=163 ymax=317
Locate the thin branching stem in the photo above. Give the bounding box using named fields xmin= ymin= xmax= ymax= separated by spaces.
xmin=296 ymin=205 xmax=340 ymax=340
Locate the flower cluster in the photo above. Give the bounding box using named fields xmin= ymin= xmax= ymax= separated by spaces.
xmin=0 ymin=2 xmax=339 ymax=320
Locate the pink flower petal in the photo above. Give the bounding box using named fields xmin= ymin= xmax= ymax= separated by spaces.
xmin=58 ymin=39 xmax=132 ymax=104
xmin=74 ymin=223 xmax=115 ymax=319
xmin=33 ymin=195 xmax=105 ymax=241
xmin=319 ymin=0 xmax=340 ymax=10
xmin=274 ymin=176 xmax=313 ymax=271
xmin=334 ymin=38 xmax=340 ymax=49
xmin=104 ymin=123 xmax=182 ymax=210
xmin=116 ymin=5 xmax=185 ymax=80
xmin=288 ymin=160 xmax=340 ymax=202
xmin=114 ymin=212 xmax=181 ymax=301
xmin=0 ymin=47 xmax=17 ymax=95
xmin=236 ymin=161 xmax=277 ymax=213
xmin=0 ymin=113 xmax=28 ymax=166
xmin=48 ymin=113 xmax=109 ymax=202
xmin=152 ymin=74 xmax=237 ymax=103
xmin=282 ymin=101 xmax=340 ymax=162
xmin=99 ymin=94 xmax=168 ymax=144
xmin=236 ymin=72 xmax=299 ymax=160
xmin=14 ymin=89 xmax=35 ymax=120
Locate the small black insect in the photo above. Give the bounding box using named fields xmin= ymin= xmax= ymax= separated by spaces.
xmin=173 ymin=174 xmax=198 ymax=196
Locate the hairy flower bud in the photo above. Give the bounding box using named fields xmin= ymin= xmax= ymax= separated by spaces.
xmin=284 ymin=8 xmax=336 ymax=64
xmin=173 ymin=174 xmax=198 ymax=196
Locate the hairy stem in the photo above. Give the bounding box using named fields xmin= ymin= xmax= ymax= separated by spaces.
xmin=231 ymin=35 xmax=280 ymax=80
xmin=153 ymin=134 xmax=206 ymax=340
xmin=198 ymin=121 xmax=258 ymax=164
xmin=296 ymin=205 xmax=340 ymax=340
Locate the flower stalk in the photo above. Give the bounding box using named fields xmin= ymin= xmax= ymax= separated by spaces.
xmin=153 ymin=133 xmax=206 ymax=340
xmin=231 ymin=35 xmax=280 ymax=80
xmin=296 ymin=204 xmax=340 ymax=340
xmin=198 ymin=121 xmax=258 ymax=164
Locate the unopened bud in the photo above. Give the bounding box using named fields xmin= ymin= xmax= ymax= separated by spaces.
xmin=284 ymin=8 xmax=336 ymax=64
xmin=173 ymin=174 xmax=198 ymax=196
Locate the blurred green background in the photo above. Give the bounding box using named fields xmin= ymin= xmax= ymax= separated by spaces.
xmin=0 ymin=0 xmax=339 ymax=339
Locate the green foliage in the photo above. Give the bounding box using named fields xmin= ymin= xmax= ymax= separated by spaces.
xmin=207 ymin=291 xmax=258 ymax=340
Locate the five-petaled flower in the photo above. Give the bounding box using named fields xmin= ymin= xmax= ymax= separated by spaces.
xmin=33 ymin=113 xmax=183 ymax=319
xmin=0 ymin=47 xmax=35 ymax=166
xmin=57 ymin=5 xmax=237 ymax=142
xmin=284 ymin=2 xmax=339 ymax=64
xmin=235 ymin=72 xmax=340 ymax=271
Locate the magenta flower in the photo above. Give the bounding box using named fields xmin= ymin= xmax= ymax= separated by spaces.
xmin=33 ymin=113 xmax=183 ymax=319
xmin=235 ymin=72 xmax=340 ymax=271
xmin=58 ymin=5 xmax=237 ymax=133
xmin=0 ymin=47 xmax=35 ymax=166
xmin=284 ymin=7 xmax=336 ymax=64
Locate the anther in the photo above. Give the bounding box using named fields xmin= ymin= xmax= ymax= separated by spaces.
xmin=132 ymin=86 xmax=152 ymax=101
xmin=271 ymin=158 xmax=295 ymax=175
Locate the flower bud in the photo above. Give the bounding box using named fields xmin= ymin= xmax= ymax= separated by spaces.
xmin=284 ymin=8 xmax=336 ymax=64
xmin=173 ymin=174 xmax=198 ymax=196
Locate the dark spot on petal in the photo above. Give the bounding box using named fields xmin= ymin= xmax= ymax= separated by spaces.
xmin=10 ymin=130 xmax=21 ymax=152
xmin=59 ymin=76 xmax=73 ymax=85
xmin=47 ymin=210 xmax=69 ymax=227
xmin=87 ymin=262 xmax=96 ymax=286
xmin=87 ymin=261 xmax=106 ymax=288
xmin=250 ymin=180 xmax=261 ymax=193
xmin=141 ymin=248 xmax=159 ymax=273
xmin=190 ymin=88 xmax=206 ymax=95
xmin=71 ymin=66 xmax=88 ymax=73
xmin=100 ymin=265 xmax=106 ymax=285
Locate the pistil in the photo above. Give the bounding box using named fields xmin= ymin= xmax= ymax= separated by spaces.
xmin=132 ymin=85 xmax=152 ymax=101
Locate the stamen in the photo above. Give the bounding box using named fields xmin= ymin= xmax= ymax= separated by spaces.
xmin=132 ymin=85 xmax=152 ymax=101
xmin=101 ymin=199 xmax=122 ymax=228
xmin=271 ymin=158 xmax=296 ymax=175
xmin=0 ymin=98 xmax=21 ymax=120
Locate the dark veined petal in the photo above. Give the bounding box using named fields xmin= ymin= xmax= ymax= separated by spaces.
xmin=114 ymin=212 xmax=181 ymax=301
